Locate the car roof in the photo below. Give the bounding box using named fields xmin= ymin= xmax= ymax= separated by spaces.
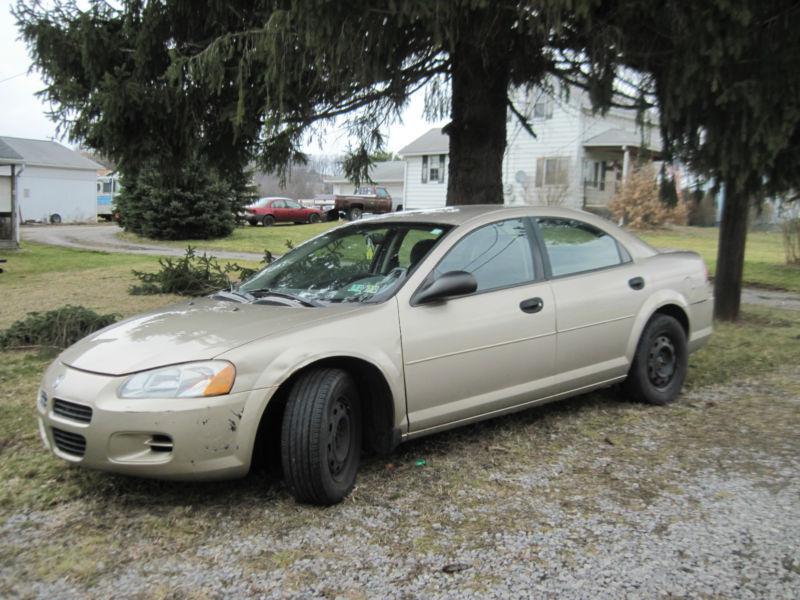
xmin=360 ymin=205 xmax=657 ymax=258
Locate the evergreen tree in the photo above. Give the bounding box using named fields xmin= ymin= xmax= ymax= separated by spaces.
xmin=16 ymin=1 xmax=799 ymax=317
xmin=566 ymin=1 xmax=800 ymax=319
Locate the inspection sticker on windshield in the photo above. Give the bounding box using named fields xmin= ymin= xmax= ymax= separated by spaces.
xmin=348 ymin=283 xmax=366 ymax=292
xmin=364 ymin=284 xmax=380 ymax=294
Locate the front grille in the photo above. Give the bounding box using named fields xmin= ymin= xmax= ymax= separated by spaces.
xmin=53 ymin=398 xmax=93 ymax=423
xmin=52 ymin=428 xmax=86 ymax=457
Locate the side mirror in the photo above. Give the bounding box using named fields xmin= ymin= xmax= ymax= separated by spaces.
xmin=414 ymin=270 xmax=478 ymax=305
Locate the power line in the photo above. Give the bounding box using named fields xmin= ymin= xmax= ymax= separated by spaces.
xmin=0 ymin=71 xmax=29 ymax=85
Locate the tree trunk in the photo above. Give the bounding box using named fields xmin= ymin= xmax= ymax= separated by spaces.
xmin=713 ymin=180 xmax=749 ymax=320
xmin=446 ymin=33 xmax=509 ymax=206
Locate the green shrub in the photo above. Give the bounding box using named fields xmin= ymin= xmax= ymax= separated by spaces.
xmin=130 ymin=247 xmax=272 ymax=296
xmin=0 ymin=306 xmax=119 ymax=350
xmin=116 ymin=155 xmax=250 ymax=241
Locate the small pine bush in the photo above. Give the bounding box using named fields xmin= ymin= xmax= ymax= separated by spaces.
xmin=130 ymin=247 xmax=272 ymax=296
xmin=0 ymin=306 xmax=119 ymax=349
xmin=116 ymin=155 xmax=249 ymax=241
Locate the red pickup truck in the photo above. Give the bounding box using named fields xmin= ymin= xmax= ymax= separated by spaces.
xmin=331 ymin=185 xmax=394 ymax=221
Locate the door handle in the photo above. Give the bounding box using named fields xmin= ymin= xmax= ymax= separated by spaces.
xmin=628 ymin=276 xmax=645 ymax=290
xmin=520 ymin=297 xmax=544 ymax=314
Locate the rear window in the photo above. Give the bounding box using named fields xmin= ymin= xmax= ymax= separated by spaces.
xmin=537 ymin=218 xmax=624 ymax=277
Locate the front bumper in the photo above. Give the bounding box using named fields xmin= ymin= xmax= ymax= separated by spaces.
xmin=37 ymin=361 xmax=275 ymax=481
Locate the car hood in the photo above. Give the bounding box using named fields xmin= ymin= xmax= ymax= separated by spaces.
xmin=59 ymin=298 xmax=360 ymax=376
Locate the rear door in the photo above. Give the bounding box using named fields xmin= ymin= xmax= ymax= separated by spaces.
xmin=398 ymin=218 xmax=557 ymax=433
xmin=269 ymin=199 xmax=288 ymax=221
xmin=534 ymin=217 xmax=648 ymax=389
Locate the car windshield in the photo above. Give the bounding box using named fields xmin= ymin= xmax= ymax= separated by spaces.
xmin=238 ymin=222 xmax=451 ymax=304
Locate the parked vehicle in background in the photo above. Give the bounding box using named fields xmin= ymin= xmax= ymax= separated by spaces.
xmin=96 ymin=174 xmax=120 ymax=221
xmin=331 ymin=185 xmax=393 ymax=221
xmin=245 ymin=197 xmax=324 ymax=226
xmin=37 ymin=206 xmax=712 ymax=506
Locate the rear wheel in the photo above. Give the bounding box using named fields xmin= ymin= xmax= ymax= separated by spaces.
xmin=308 ymin=212 xmax=321 ymax=224
xmin=623 ymin=314 xmax=688 ymax=405
xmin=262 ymin=214 xmax=275 ymax=227
xmin=347 ymin=207 xmax=363 ymax=221
xmin=281 ymin=368 xmax=361 ymax=505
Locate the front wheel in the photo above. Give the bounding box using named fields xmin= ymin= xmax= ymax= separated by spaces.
xmin=262 ymin=215 xmax=275 ymax=227
xmin=347 ymin=207 xmax=363 ymax=221
xmin=281 ymin=368 xmax=361 ymax=505
xmin=623 ymin=314 xmax=688 ymax=405
xmin=307 ymin=212 xmax=321 ymax=224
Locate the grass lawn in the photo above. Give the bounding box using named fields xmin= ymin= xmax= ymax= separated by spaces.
xmin=1 ymin=241 xmax=800 ymax=513
xmin=1 ymin=241 xmax=799 ymax=594
xmin=640 ymin=226 xmax=799 ymax=293
xmin=117 ymin=220 xmax=339 ymax=256
xmin=119 ymin=221 xmax=799 ymax=293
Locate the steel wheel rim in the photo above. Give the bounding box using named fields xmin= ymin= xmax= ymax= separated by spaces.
xmin=327 ymin=397 xmax=351 ymax=479
xmin=647 ymin=334 xmax=677 ymax=389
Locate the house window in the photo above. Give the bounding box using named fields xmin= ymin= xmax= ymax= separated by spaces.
xmin=421 ymin=154 xmax=446 ymax=184
xmin=535 ymin=157 xmax=570 ymax=187
xmin=532 ymin=97 xmax=554 ymax=120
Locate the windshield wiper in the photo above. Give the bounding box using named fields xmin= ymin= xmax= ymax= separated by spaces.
xmin=212 ymin=289 xmax=251 ymax=303
xmin=246 ymin=288 xmax=323 ymax=307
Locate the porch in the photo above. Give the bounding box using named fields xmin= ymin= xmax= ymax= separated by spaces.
xmin=581 ymin=128 xmax=662 ymax=208
xmin=0 ymin=139 xmax=24 ymax=250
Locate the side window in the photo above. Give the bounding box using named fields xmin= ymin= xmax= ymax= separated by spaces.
xmin=376 ymin=187 xmax=388 ymax=198
xmin=537 ymin=218 xmax=624 ymax=277
xmin=270 ymin=200 xmax=286 ymax=209
xmin=434 ymin=219 xmax=536 ymax=292
xmin=285 ymin=200 xmax=301 ymax=209
xmin=396 ymin=227 xmax=444 ymax=269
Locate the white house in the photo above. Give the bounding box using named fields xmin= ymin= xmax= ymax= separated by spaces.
xmin=324 ymin=160 xmax=406 ymax=209
xmin=0 ymin=136 xmax=102 ymax=225
xmin=399 ymin=87 xmax=662 ymax=211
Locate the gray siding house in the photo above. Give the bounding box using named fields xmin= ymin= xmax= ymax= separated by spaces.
xmin=399 ymin=87 xmax=662 ymax=211
xmin=0 ymin=136 xmax=102 ymax=227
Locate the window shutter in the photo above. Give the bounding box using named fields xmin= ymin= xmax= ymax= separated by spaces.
xmin=421 ymin=156 xmax=428 ymax=183
xmin=535 ymin=158 xmax=544 ymax=187
xmin=439 ymin=155 xmax=446 ymax=184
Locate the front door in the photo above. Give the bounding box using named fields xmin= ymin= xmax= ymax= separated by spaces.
xmin=284 ymin=199 xmax=305 ymax=221
xmin=398 ymin=218 xmax=557 ymax=433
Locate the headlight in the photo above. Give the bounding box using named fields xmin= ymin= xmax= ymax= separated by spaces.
xmin=118 ymin=361 xmax=236 ymax=399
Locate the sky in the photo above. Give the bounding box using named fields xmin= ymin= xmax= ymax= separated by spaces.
xmin=0 ymin=0 xmax=445 ymax=157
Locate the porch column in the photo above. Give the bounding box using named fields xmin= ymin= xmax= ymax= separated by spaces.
xmin=10 ymin=164 xmax=18 ymax=247
xmin=622 ymin=146 xmax=630 ymax=181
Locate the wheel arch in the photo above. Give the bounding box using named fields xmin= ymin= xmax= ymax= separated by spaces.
xmin=625 ymin=291 xmax=691 ymax=361
xmin=251 ymin=354 xmax=400 ymax=470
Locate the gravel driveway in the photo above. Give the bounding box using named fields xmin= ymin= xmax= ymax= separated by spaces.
xmin=1 ymin=367 xmax=798 ymax=599
xmin=22 ymin=224 xmax=265 ymax=262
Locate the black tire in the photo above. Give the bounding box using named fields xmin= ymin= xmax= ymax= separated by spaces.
xmin=262 ymin=215 xmax=275 ymax=227
xmin=623 ymin=314 xmax=688 ymax=405
xmin=49 ymin=213 xmax=62 ymax=224
xmin=307 ymin=212 xmax=321 ymax=224
xmin=347 ymin=207 xmax=363 ymax=221
xmin=281 ymin=368 xmax=362 ymax=505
